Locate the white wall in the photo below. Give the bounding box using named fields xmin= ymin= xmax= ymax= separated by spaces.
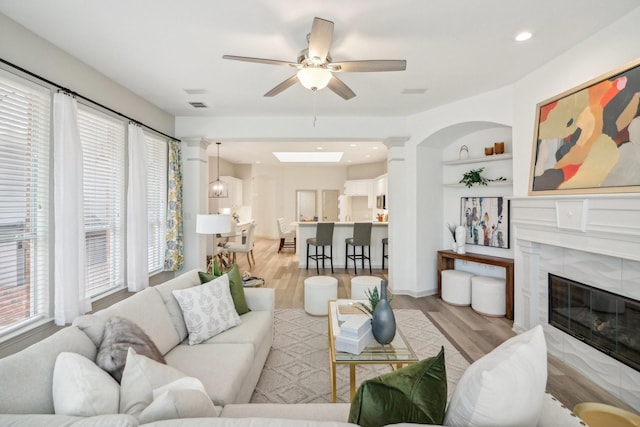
xmin=0 ymin=13 xmax=174 ymax=135
xmin=511 ymin=8 xmax=640 ymax=197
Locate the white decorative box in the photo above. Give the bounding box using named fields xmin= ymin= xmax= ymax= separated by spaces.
xmin=336 ymin=327 xmax=373 ymax=355
xmin=340 ymin=315 xmax=371 ymax=339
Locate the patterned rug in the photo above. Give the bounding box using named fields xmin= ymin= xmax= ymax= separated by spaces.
xmin=250 ymin=309 xmax=470 ymax=404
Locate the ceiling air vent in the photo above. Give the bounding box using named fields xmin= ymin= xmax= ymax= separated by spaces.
xmin=189 ymin=101 xmax=208 ymax=108
xmin=402 ymin=88 xmax=428 ymax=95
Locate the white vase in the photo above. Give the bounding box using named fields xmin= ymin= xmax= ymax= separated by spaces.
xmin=455 ymin=226 xmax=466 ymax=254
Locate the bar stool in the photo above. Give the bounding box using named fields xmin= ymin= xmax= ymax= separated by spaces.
xmin=382 ymin=237 xmax=389 ymax=269
xmin=306 ymin=222 xmax=335 ymax=274
xmin=345 ymin=222 xmax=372 ymax=275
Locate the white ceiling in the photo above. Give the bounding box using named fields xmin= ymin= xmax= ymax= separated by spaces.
xmin=1 ymin=0 xmax=638 ymax=165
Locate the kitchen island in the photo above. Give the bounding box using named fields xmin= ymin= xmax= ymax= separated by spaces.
xmin=296 ymin=221 xmax=388 ymax=269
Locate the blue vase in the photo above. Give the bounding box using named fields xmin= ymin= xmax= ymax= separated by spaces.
xmin=371 ymin=280 xmax=396 ymax=345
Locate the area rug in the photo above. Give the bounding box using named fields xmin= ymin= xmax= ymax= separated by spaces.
xmin=250 ymin=309 xmax=470 ymax=404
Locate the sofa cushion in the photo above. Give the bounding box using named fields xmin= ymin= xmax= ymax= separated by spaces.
xmin=99 ymin=288 xmax=181 ymax=355
xmin=202 ymin=310 xmax=272 ymax=347
xmin=0 ymin=326 xmax=97 ymax=414
xmin=75 ymin=287 xmax=181 ymax=355
xmin=120 ymin=348 xmax=192 ymax=417
xmin=52 ymin=352 xmax=120 ymax=416
xmin=199 ymin=264 xmax=250 ymax=315
xmin=172 ymin=274 xmax=242 ymax=345
xmin=348 ymin=347 xmax=447 ymax=427
xmin=0 ymin=414 xmax=140 ymax=427
xmin=164 ymin=342 xmax=254 ymax=406
xmin=444 ymin=325 xmax=547 ymax=427
xmin=153 ymin=269 xmax=201 ymax=342
xmin=96 ymin=317 xmax=166 ymax=383
xmin=221 ymin=403 xmax=352 ymax=422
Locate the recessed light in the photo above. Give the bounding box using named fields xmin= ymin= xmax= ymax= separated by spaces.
xmin=347 ymin=160 xmax=352 ymax=163
xmin=255 ymin=161 xmax=261 ymax=164
xmin=372 ymin=146 xmax=379 ymax=150
xmin=316 ymin=146 xmax=323 ymax=150
xmin=350 ymin=144 xmax=357 ymax=147
xmin=515 ymin=31 xmax=532 ymax=42
xmin=365 ymin=154 xmax=371 ymax=158
xmin=272 ymin=152 xmax=343 ymax=163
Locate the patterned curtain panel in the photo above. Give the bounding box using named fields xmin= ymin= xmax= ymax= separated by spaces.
xmin=164 ymin=140 xmax=184 ymax=271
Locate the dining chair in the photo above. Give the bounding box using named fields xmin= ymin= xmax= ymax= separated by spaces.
xmin=226 ymin=222 xmax=256 ymax=267
xmin=277 ymin=218 xmax=296 ymax=253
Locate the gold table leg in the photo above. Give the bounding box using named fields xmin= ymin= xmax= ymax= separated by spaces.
xmin=349 ymin=364 xmax=356 ymax=401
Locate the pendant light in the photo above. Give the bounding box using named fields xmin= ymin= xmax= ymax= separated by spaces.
xmin=208 ymin=142 xmax=228 ymax=198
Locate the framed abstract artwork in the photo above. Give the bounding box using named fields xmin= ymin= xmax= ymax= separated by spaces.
xmin=529 ymin=57 xmax=640 ymax=195
xmin=460 ymin=197 xmax=509 ymax=249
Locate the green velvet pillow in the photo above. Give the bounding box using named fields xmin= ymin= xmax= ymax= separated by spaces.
xmin=226 ymin=264 xmax=250 ymax=315
xmin=198 ymin=265 xmax=250 ymax=315
xmin=348 ymin=347 xmax=447 ymax=427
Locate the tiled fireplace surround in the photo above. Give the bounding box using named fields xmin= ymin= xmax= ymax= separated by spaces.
xmin=511 ymin=196 xmax=640 ymax=410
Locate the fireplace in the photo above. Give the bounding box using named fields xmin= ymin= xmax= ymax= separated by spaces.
xmin=548 ymin=273 xmax=640 ymax=372
xmin=511 ymin=195 xmax=640 ymax=411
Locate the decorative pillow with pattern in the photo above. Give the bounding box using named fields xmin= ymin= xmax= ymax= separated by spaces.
xmin=172 ymin=274 xmax=242 ymax=345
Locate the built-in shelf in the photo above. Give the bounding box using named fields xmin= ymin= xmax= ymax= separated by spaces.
xmin=443 ymin=153 xmax=512 ymax=166
xmin=443 ymin=180 xmax=513 ymax=188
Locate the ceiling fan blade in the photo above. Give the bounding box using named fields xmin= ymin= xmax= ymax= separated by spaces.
xmin=327 ymin=75 xmax=356 ymax=100
xmin=308 ymin=17 xmax=334 ymax=63
xmin=264 ymin=74 xmax=299 ymax=97
xmin=223 ymin=55 xmax=297 ymax=67
xmin=330 ymin=60 xmax=407 ymax=72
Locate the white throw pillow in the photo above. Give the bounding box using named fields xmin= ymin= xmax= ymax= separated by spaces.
xmin=444 ymin=324 xmax=547 ymax=427
xmin=52 ymin=352 xmax=120 ymax=416
xmin=119 ymin=347 xmax=191 ymax=417
xmin=172 ymin=274 xmax=242 ymax=345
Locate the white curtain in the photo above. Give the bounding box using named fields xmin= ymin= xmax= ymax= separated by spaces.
xmin=53 ymin=92 xmax=90 ymax=325
xmin=127 ymin=123 xmax=148 ymax=291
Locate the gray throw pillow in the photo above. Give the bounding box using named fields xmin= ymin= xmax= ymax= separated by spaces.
xmin=96 ymin=316 xmax=166 ymax=383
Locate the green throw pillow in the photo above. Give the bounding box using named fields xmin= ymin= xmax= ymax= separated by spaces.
xmin=226 ymin=264 xmax=250 ymax=315
xmin=198 ymin=265 xmax=250 ymax=315
xmin=348 ymin=347 xmax=447 ymax=427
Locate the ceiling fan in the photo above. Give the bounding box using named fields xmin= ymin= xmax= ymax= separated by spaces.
xmin=222 ymin=17 xmax=407 ymax=100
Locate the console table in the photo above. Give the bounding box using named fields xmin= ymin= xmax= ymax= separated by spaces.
xmin=437 ymin=250 xmax=514 ymax=320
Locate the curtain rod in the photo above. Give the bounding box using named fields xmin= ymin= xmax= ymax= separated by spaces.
xmin=0 ymin=57 xmax=180 ymax=142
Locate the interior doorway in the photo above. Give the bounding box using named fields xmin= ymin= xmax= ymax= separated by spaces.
xmin=322 ymin=189 xmax=339 ymax=221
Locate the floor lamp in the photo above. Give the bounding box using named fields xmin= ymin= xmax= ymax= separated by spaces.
xmin=196 ymin=214 xmax=231 ymax=274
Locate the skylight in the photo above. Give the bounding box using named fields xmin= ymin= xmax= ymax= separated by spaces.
xmin=272 ymin=152 xmax=344 ymax=163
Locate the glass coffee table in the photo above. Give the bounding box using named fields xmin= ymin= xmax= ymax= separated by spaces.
xmin=328 ymin=299 xmax=418 ymax=402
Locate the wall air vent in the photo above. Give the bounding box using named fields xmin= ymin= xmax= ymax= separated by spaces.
xmin=189 ymin=102 xmax=208 ymax=108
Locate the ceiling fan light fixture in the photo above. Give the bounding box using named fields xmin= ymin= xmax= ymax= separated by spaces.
xmin=297 ymin=67 xmax=332 ymax=91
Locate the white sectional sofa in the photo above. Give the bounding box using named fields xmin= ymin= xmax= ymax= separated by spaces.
xmin=0 ymin=269 xmax=588 ymax=427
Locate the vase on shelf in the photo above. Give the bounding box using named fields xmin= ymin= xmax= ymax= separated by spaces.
xmin=455 ymin=225 xmax=466 ymax=254
xmin=371 ymin=280 xmax=396 ymax=345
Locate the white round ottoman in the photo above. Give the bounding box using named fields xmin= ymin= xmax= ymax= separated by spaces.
xmin=350 ymin=276 xmax=382 ymax=300
xmin=304 ymin=276 xmax=338 ymax=316
xmin=441 ymin=270 xmax=474 ymax=306
xmin=471 ymin=276 xmax=506 ymax=317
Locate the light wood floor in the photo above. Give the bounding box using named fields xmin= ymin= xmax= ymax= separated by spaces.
xmin=239 ymin=237 xmax=634 ymax=412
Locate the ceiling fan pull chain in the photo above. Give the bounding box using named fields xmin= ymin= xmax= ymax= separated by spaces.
xmin=313 ymin=90 xmax=318 ymax=127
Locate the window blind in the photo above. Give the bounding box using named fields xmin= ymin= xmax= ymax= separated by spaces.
xmin=77 ymin=105 xmax=125 ymax=297
xmin=145 ymin=132 xmax=167 ymax=274
xmin=0 ymin=71 xmax=51 ymax=333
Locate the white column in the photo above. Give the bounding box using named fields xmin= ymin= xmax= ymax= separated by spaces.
xmin=514 ymin=236 xmax=540 ymax=333
xmin=383 ymin=137 xmax=415 ymax=295
xmin=181 ymin=138 xmax=210 ymax=273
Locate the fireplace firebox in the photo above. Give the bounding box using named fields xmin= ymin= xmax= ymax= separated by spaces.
xmin=548 ymin=273 xmax=639 ymax=372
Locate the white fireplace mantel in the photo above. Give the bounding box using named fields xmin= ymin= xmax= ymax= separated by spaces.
xmin=510 ymin=194 xmax=640 ymax=410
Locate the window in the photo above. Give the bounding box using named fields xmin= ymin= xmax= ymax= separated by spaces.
xmin=0 ymin=71 xmax=51 ymax=334
xmin=145 ymin=132 xmax=167 ymax=274
xmin=77 ymin=105 xmax=125 ymax=298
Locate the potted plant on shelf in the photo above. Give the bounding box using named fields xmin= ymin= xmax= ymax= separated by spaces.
xmin=459 ymin=167 xmax=506 ymax=188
